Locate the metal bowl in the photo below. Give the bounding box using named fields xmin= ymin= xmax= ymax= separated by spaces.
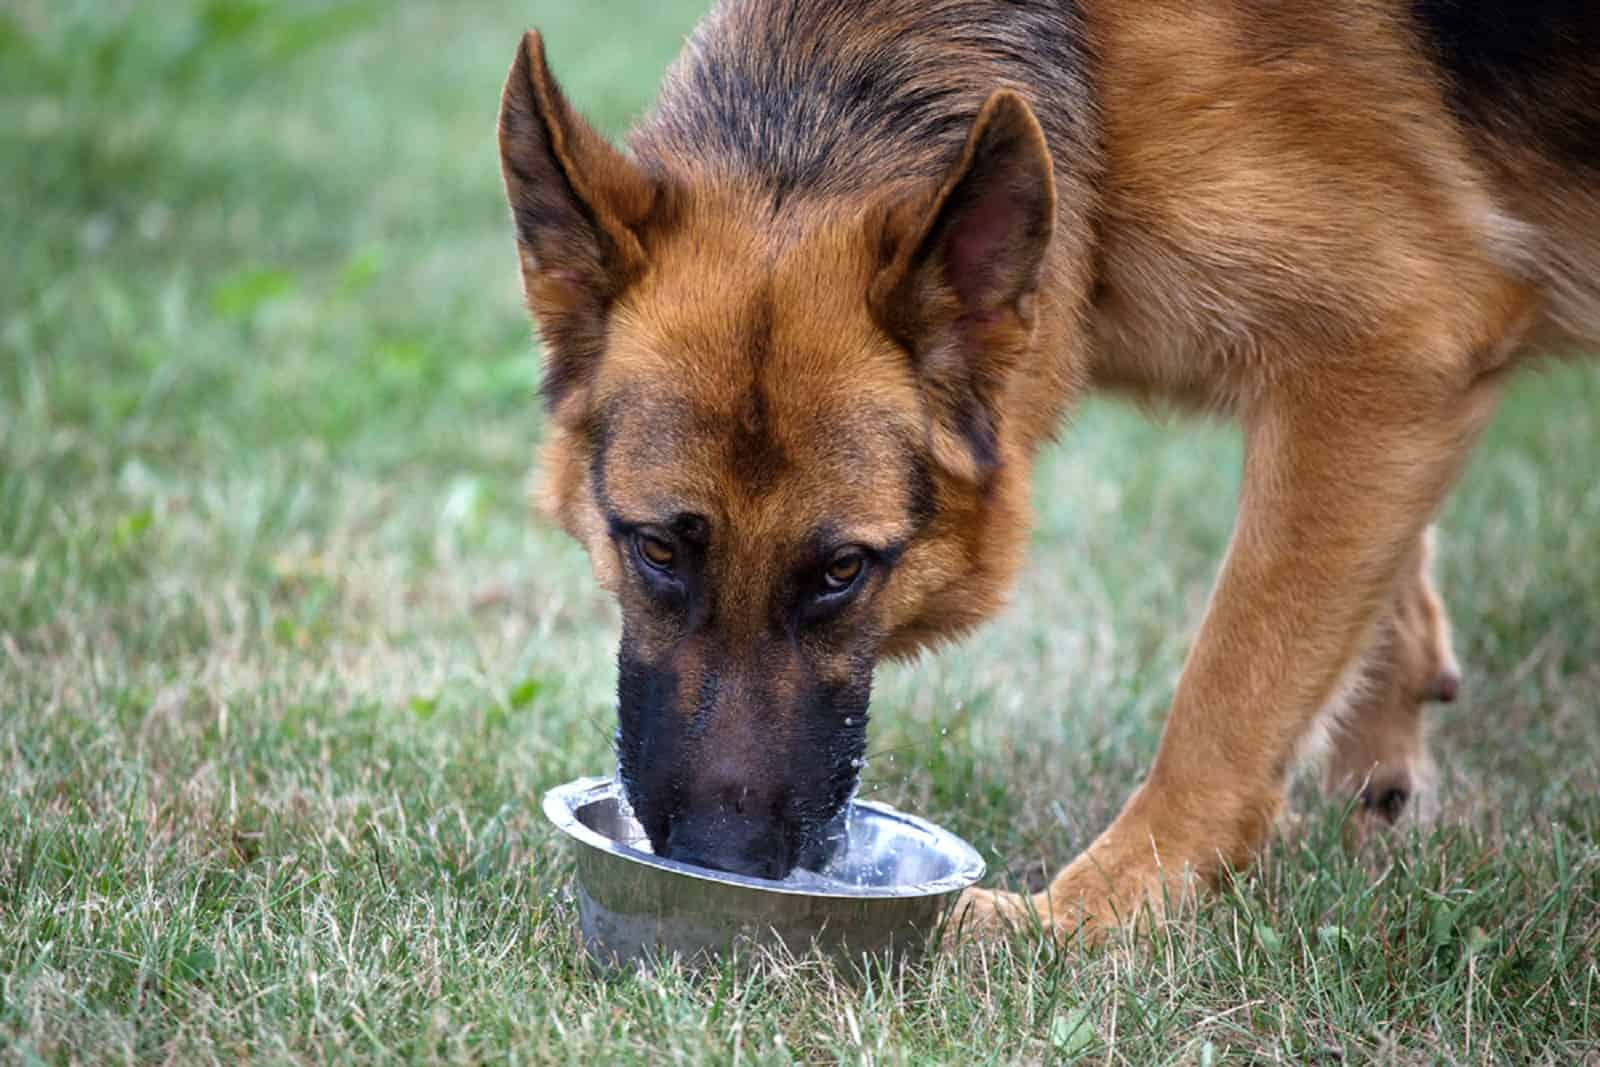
xmin=543 ymin=777 xmax=985 ymax=968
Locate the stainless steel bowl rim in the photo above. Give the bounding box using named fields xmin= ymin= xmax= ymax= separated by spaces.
xmin=543 ymin=776 xmax=985 ymax=900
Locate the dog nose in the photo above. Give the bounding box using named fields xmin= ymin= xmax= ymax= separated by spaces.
xmin=658 ymin=751 xmax=800 ymax=877
xmin=663 ymin=813 xmax=795 ymax=880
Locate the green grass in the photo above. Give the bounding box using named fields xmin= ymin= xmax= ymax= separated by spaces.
xmin=2 ymin=2 xmax=1597 ymax=1063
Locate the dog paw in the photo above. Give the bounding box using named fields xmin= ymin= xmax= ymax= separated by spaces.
xmin=952 ymin=870 xmax=1142 ymax=948
xmin=1361 ymin=778 xmax=1411 ymax=824
xmin=1355 ymin=759 xmax=1438 ymax=828
xmin=951 ymin=886 xmax=1032 ymax=940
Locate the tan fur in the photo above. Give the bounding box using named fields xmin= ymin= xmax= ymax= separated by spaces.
xmin=963 ymin=2 xmax=1568 ymax=939
xmin=499 ymin=1 xmax=1599 ymax=940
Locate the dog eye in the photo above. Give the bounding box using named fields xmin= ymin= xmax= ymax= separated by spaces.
xmin=634 ymin=531 xmax=676 ymax=572
xmin=822 ymin=550 xmax=866 ymax=592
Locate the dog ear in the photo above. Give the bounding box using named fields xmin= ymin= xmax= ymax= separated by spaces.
xmin=870 ymin=91 xmax=1056 ymax=483
xmin=499 ymin=30 xmax=660 ymax=423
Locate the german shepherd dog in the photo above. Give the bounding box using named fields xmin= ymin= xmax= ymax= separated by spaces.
xmin=498 ymin=1 xmax=1599 ymax=939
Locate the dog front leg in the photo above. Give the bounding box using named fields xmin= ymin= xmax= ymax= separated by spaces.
xmin=963 ymin=367 xmax=1503 ymax=942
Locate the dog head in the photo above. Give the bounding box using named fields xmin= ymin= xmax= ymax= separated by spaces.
xmin=499 ymin=32 xmax=1057 ymax=878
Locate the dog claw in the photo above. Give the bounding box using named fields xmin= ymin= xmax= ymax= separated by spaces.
xmin=1362 ymin=783 xmax=1411 ymax=823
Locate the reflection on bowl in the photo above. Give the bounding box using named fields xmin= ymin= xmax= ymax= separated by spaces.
xmin=543 ymin=777 xmax=986 ymax=967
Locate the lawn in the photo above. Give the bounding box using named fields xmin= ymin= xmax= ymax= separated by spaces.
xmin=2 ymin=1 xmax=1597 ymax=1063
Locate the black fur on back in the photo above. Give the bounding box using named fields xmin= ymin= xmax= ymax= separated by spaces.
xmin=1412 ymin=0 xmax=1600 ymax=173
